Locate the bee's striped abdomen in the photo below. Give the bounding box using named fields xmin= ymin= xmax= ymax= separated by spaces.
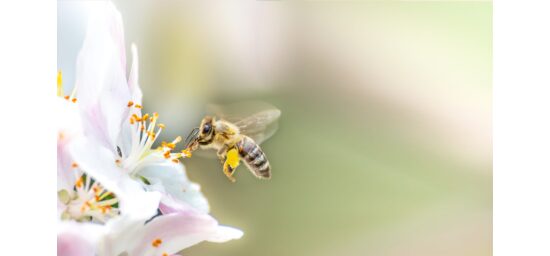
xmin=236 ymin=136 xmax=271 ymax=179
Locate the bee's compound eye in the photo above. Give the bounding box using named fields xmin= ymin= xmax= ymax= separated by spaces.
xmin=203 ymin=123 xmax=211 ymax=134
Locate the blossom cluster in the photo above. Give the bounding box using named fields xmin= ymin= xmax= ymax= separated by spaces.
xmin=57 ymin=2 xmax=242 ymax=255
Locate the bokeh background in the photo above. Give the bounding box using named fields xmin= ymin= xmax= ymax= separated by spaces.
xmin=58 ymin=1 xmax=492 ymax=255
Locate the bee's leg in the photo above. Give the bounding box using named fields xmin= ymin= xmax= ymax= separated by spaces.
xmin=216 ymin=145 xmax=228 ymax=165
xmin=221 ymin=147 xmax=240 ymax=183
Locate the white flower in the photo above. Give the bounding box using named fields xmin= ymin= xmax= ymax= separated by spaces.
xmin=68 ymin=1 xmax=208 ymax=214
xmin=57 ymin=96 xmax=242 ymax=255
xmin=58 ymin=3 xmax=243 ymax=254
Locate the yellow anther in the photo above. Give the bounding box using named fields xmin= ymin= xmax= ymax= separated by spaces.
xmin=134 ymin=104 xmax=142 ymax=109
xmin=173 ymin=136 xmax=182 ymax=144
xmin=71 ymin=98 xmax=77 ymax=103
xmin=75 ymin=177 xmax=83 ymax=188
xmin=172 ymin=159 xmax=179 ymax=164
xmin=152 ymin=238 xmax=162 ymax=247
xmin=71 ymin=162 xmax=78 ymax=169
xmin=127 ymin=101 xmax=134 ymax=107
xmin=163 ymin=151 xmax=171 ymax=159
xmin=142 ymin=113 xmax=149 ymax=121
xmin=57 ymin=71 xmax=63 ymax=97
xmin=64 ymin=95 xmax=70 ymax=100
xmin=158 ymin=123 xmax=166 ymax=129
xmin=181 ymin=148 xmax=192 ymax=158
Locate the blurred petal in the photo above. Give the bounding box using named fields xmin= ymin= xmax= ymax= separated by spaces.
xmin=206 ymin=225 xmax=244 ymax=243
xmin=127 ymin=211 xmax=222 ymax=255
xmin=58 ymin=221 xmax=104 ymax=256
xmin=137 ymin=157 xmax=210 ymax=214
xmin=57 ymin=99 xmax=83 ymax=191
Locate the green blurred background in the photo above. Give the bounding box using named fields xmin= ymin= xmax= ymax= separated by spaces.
xmin=58 ymin=1 xmax=491 ymax=255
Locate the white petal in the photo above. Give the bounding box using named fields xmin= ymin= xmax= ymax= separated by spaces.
xmin=75 ymin=1 xmax=133 ymax=149
xmin=57 ymin=99 xmax=83 ymax=191
xmin=137 ymin=157 xmax=210 ymax=214
xmin=206 ymin=225 xmax=244 ymax=243
xmin=128 ymin=43 xmax=143 ymax=104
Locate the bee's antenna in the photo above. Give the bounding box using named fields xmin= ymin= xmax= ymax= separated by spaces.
xmin=184 ymin=127 xmax=200 ymax=148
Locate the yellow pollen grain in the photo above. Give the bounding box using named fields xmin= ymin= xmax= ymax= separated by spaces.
xmin=71 ymin=162 xmax=78 ymax=168
xmin=130 ymin=118 xmax=135 ymax=125
xmin=152 ymin=238 xmax=162 ymax=247
xmin=134 ymin=104 xmax=142 ymax=109
xmin=64 ymin=95 xmax=70 ymax=100
xmin=75 ymin=177 xmax=83 ymax=188
xmin=127 ymin=101 xmax=134 ymax=107
xmin=163 ymin=151 xmax=171 ymax=159
xmin=71 ymin=98 xmax=77 ymax=103
xmin=162 ymin=253 xmax=168 ymax=256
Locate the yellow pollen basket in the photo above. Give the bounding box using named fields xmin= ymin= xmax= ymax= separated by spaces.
xmin=226 ymin=148 xmax=240 ymax=170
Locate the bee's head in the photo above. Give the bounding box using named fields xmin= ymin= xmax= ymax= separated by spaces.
xmin=197 ymin=116 xmax=215 ymax=144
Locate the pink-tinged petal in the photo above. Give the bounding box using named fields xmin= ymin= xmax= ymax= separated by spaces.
xmin=57 ymin=139 xmax=75 ymax=191
xmin=75 ymin=1 xmax=133 ymax=148
xmin=128 ymin=44 xmax=143 ymax=104
xmin=57 ymin=99 xmax=83 ymax=191
xmin=58 ymin=233 xmax=94 ymax=256
xmin=128 ymin=211 xmax=221 ymax=255
xmin=58 ymin=221 xmax=104 ymax=256
xmin=137 ymin=157 xmax=210 ymax=214
xmin=69 ymin=138 xmax=161 ymax=221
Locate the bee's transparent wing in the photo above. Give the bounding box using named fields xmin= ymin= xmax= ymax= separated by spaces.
xmin=207 ymin=101 xmax=281 ymax=145
xmin=234 ymin=109 xmax=280 ymax=144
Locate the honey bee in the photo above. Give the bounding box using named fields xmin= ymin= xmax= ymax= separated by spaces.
xmin=184 ymin=102 xmax=281 ymax=182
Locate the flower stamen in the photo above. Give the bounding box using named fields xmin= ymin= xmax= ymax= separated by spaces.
xmin=61 ymin=167 xmax=119 ymax=223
